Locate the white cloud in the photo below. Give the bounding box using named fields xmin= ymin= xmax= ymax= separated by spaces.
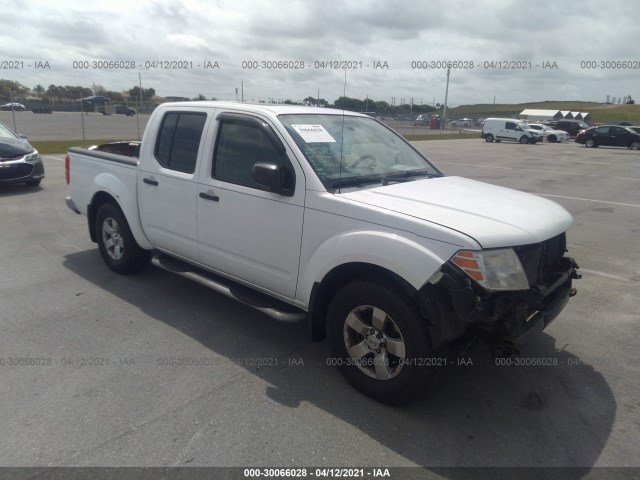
xmin=1 ymin=0 xmax=639 ymax=104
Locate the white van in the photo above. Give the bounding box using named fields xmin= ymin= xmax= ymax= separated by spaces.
xmin=481 ymin=118 xmax=542 ymax=144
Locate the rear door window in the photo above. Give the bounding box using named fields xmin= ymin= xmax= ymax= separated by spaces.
xmin=155 ymin=112 xmax=207 ymax=174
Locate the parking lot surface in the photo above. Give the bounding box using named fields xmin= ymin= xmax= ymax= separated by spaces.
xmin=0 ymin=111 xmax=463 ymax=142
xmin=0 ymin=139 xmax=638 ymax=473
xmin=0 ymin=111 xmax=149 ymax=141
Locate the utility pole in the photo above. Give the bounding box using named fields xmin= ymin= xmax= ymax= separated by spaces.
xmin=80 ymin=95 xmax=85 ymax=140
xmin=9 ymin=90 xmax=17 ymax=132
xmin=441 ymin=67 xmax=450 ymax=131
xmin=137 ymin=73 xmax=142 ymax=140
xmin=241 ymin=81 xmax=244 ymax=102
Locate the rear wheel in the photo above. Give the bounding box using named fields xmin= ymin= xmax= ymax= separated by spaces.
xmin=96 ymin=203 xmax=149 ymax=274
xmin=484 ymin=134 xmax=494 ymax=142
xmin=327 ymin=278 xmax=442 ymax=404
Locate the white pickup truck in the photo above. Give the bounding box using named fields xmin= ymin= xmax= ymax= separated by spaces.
xmin=65 ymin=101 xmax=580 ymax=403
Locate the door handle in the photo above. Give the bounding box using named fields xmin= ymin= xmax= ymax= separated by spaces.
xmin=199 ymin=192 xmax=219 ymax=202
xmin=143 ymin=177 xmax=159 ymax=186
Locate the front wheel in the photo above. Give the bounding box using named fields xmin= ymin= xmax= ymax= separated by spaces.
xmin=327 ymin=278 xmax=442 ymax=404
xmin=95 ymin=203 xmax=149 ymax=274
xmin=548 ymin=135 xmax=557 ymax=143
xmin=484 ymin=134 xmax=494 ymax=142
xmin=629 ymin=141 xmax=640 ymax=150
xmin=585 ymin=139 xmax=596 ymax=148
xmin=519 ymin=135 xmax=530 ymax=144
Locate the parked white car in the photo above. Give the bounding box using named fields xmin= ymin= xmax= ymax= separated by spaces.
xmin=527 ymin=124 xmax=570 ymax=143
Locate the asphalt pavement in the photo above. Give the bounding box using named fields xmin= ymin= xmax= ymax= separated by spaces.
xmin=0 ymin=139 xmax=638 ymax=476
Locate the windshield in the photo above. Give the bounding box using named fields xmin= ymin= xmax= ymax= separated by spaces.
xmin=0 ymin=123 xmax=18 ymax=139
xmin=279 ymin=114 xmax=442 ymax=190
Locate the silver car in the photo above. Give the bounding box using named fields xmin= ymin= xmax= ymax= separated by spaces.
xmin=527 ymin=123 xmax=570 ymax=143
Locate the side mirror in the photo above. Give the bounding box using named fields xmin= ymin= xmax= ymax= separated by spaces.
xmin=18 ymin=134 xmax=28 ymax=139
xmin=252 ymin=163 xmax=284 ymax=192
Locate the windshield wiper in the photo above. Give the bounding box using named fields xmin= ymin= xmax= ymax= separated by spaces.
xmin=331 ymin=175 xmax=383 ymax=189
xmin=382 ymin=169 xmax=440 ymax=185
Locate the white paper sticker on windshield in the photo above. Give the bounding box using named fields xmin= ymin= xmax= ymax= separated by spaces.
xmin=291 ymin=124 xmax=336 ymax=143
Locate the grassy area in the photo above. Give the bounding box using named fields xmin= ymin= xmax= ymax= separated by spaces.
xmin=449 ymin=100 xmax=603 ymax=116
xmin=587 ymin=104 xmax=640 ymax=124
xmin=32 ymin=140 xmax=117 ymax=155
xmin=449 ymin=101 xmax=640 ymax=125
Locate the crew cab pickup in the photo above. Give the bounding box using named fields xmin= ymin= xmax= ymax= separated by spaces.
xmin=65 ymin=102 xmax=580 ymax=403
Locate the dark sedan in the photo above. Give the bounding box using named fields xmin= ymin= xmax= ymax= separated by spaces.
xmin=0 ymin=123 xmax=45 ymax=186
xmin=575 ymin=125 xmax=640 ymax=150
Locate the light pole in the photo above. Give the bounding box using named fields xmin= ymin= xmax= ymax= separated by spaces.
xmin=137 ymin=73 xmax=142 ymax=140
xmin=9 ymin=90 xmax=17 ymax=132
xmin=441 ymin=66 xmax=450 ymax=131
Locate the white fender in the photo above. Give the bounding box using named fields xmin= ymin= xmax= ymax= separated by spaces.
xmin=297 ymin=230 xmax=458 ymax=304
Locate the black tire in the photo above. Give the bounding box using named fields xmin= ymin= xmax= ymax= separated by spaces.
xmin=519 ymin=135 xmax=530 ymax=144
xmin=585 ymin=138 xmax=596 ymax=148
xmin=327 ymin=278 xmax=442 ymax=404
xmin=629 ymin=141 xmax=640 ymax=150
xmin=95 ymin=203 xmax=149 ymax=274
xmin=484 ymin=134 xmax=494 ymax=142
xmin=548 ymin=135 xmax=557 ymax=143
xmin=25 ymin=179 xmax=41 ymax=186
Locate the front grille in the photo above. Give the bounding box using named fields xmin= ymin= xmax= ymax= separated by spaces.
xmin=32 ymin=161 xmax=45 ymax=176
xmin=514 ymin=233 xmax=566 ymax=286
xmin=0 ymin=163 xmax=34 ymax=180
xmin=0 ymin=153 xmax=26 ymax=161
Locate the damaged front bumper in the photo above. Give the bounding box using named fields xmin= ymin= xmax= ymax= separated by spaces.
xmin=418 ymin=254 xmax=581 ymax=352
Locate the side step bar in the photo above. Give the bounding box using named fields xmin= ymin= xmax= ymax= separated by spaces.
xmin=151 ymin=255 xmax=306 ymax=323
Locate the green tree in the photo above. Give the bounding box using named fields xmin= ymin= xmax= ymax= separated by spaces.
xmin=45 ymin=84 xmax=91 ymax=101
xmin=105 ymin=91 xmax=124 ymax=102
xmin=129 ymin=86 xmax=156 ymax=102
xmin=304 ymin=96 xmax=328 ymax=107
xmin=0 ymin=79 xmax=30 ymax=101
xmin=333 ymin=96 xmax=364 ymax=111
xmin=92 ymin=83 xmax=108 ymax=96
